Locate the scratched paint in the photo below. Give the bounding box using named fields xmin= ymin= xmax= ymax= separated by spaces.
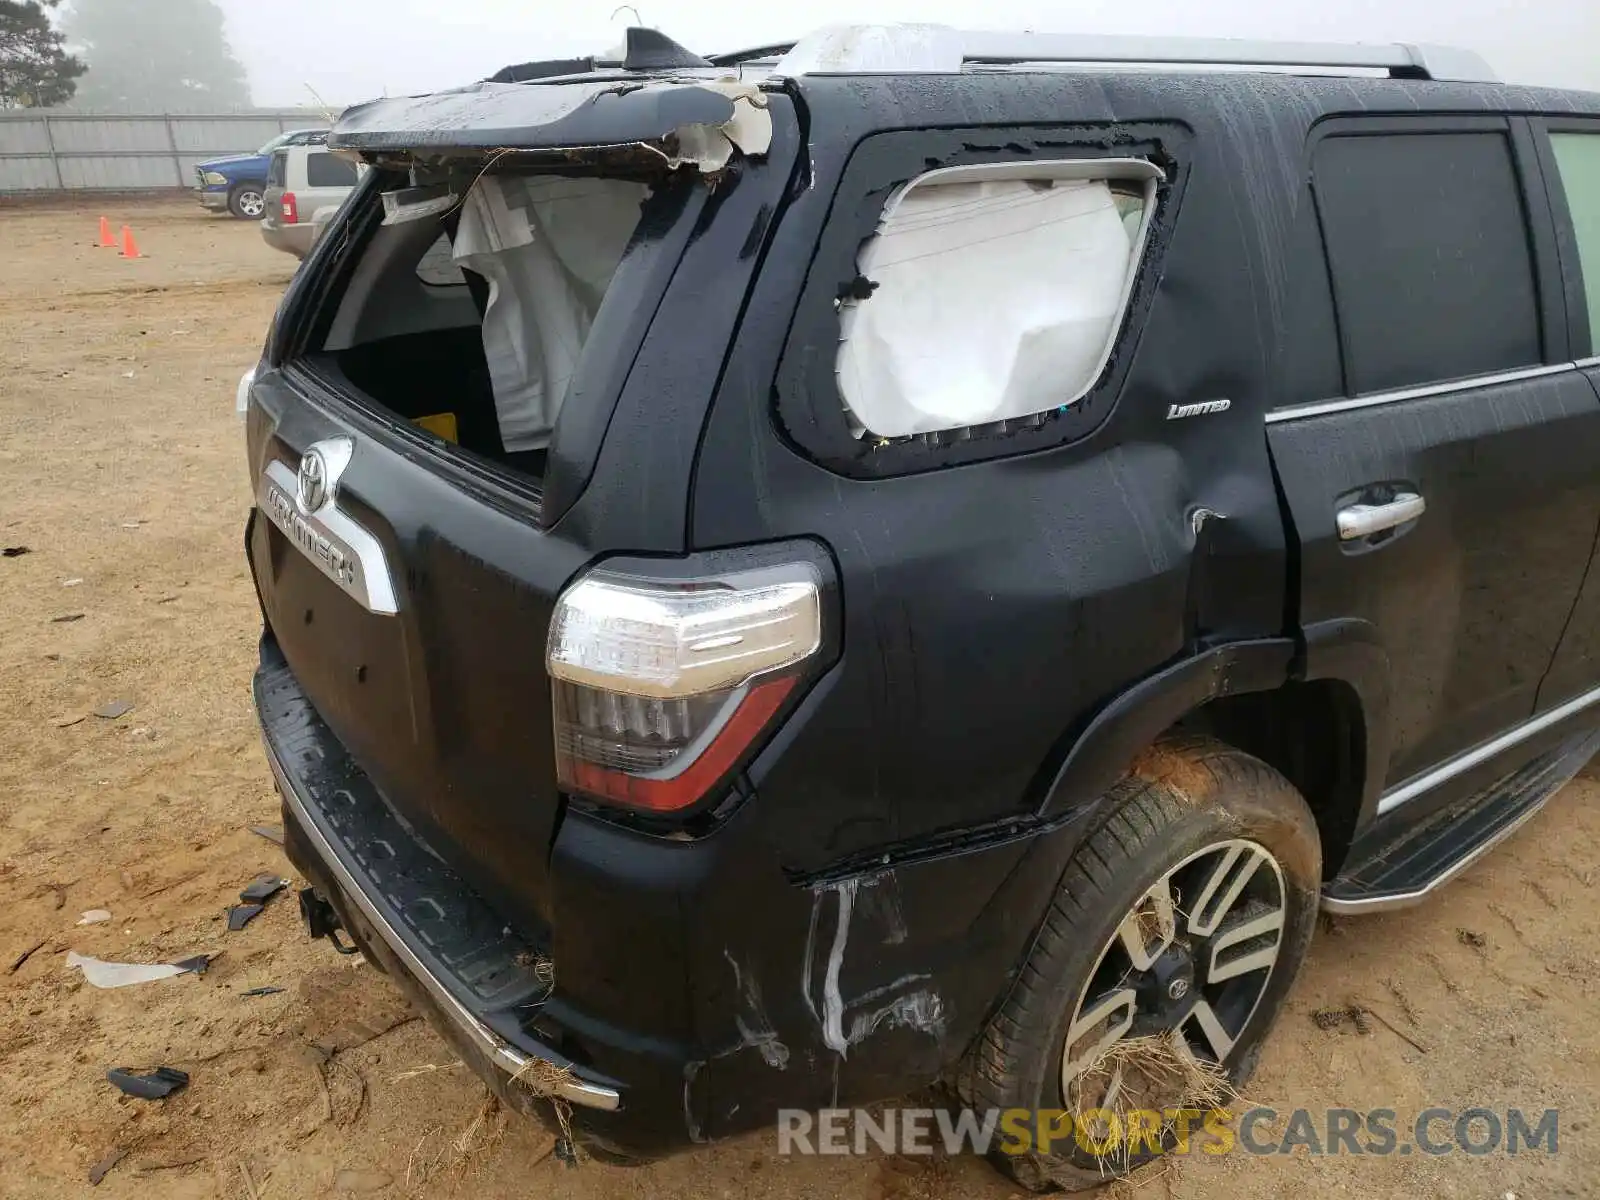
xmin=808 ymin=875 xmax=945 ymax=1059
xmin=820 ymin=877 xmax=859 ymax=1055
xmin=724 ymin=950 xmax=791 ymax=1069
xmin=682 ymin=1059 xmax=705 ymax=1143
xmin=848 ymin=988 xmax=946 ymax=1045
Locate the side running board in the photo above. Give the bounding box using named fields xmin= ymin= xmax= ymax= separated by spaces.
xmin=1321 ymin=730 xmax=1600 ymax=915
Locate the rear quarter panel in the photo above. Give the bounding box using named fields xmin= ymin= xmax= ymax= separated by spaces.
xmin=692 ymin=73 xmax=1302 ymax=875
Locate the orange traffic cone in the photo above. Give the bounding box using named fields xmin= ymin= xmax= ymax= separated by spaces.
xmin=97 ymin=216 xmax=115 ymax=248
xmin=119 ymin=226 xmax=142 ymax=260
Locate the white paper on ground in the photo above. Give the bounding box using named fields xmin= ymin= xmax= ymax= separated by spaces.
xmin=836 ymin=177 xmax=1138 ymax=438
xmin=66 ymin=950 xmax=185 ymax=988
xmin=76 ymin=910 xmax=111 ymax=926
xmin=452 ymin=174 xmax=646 ymax=453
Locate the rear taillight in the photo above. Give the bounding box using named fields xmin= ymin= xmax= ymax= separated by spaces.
xmin=547 ymin=563 xmax=823 ymax=814
xmin=281 ymin=192 xmax=298 ymax=223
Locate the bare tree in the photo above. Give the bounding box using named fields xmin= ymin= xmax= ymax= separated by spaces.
xmin=65 ymin=0 xmax=250 ymax=111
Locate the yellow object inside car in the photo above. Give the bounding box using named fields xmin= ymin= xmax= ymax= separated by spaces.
xmin=413 ymin=412 xmax=459 ymax=443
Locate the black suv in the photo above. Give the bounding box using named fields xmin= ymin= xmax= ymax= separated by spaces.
xmin=243 ymin=26 xmax=1600 ymax=1189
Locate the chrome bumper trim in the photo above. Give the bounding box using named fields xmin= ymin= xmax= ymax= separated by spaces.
xmin=263 ymin=738 xmax=622 ymax=1112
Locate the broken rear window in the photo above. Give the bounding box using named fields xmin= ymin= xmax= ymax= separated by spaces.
xmin=451 ymin=175 xmax=648 ymax=453
xmin=835 ymin=159 xmax=1162 ymax=439
xmin=313 ymin=167 xmax=683 ymax=481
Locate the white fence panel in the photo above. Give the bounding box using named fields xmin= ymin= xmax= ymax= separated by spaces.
xmin=0 ymin=110 xmax=327 ymax=193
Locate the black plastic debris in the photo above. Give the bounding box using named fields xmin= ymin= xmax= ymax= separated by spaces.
xmin=106 ymin=1066 xmax=189 ymax=1100
xmin=51 ymin=612 xmax=85 ymax=623
xmin=93 ymin=700 xmax=133 ymax=720
xmin=240 ymin=874 xmax=287 ymax=904
xmin=241 ymin=986 xmax=285 ymax=997
xmin=171 ymin=953 xmax=213 ymax=975
xmin=247 ymin=824 xmax=285 ymax=846
xmin=227 ymin=874 xmax=287 ymax=932
xmin=2 ymin=546 xmax=29 ymax=558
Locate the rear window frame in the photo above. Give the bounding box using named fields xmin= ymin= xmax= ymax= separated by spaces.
xmin=272 ymin=161 xmax=710 ymax=521
xmin=770 ymin=123 xmax=1189 ymax=480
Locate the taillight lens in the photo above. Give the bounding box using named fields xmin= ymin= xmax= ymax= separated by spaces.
xmin=548 ymin=563 xmax=823 ymax=814
xmin=281 ymin=192 xmax=298 ymax=223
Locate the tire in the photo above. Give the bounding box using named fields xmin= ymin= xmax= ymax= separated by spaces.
xmin=960 ymin=736 xmax=1321 ymax=1192
xmin=228 ymin=183 xmax=266 ymax=220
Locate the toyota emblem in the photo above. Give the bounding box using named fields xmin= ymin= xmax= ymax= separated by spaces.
xmin=293 ymin=436 xmax=355 ymax=515
xmin=297 ymin=449 xmax=328 ymax=513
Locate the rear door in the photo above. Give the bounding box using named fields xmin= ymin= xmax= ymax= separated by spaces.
xmin=1267 ymin=116 xmax=1600 ymax=809
xmin=1531 ymin=119 xmax=1600 ymax=711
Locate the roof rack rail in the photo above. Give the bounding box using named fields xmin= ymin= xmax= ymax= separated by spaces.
xmin=768 ymin=26 xmax=1498 ymax=84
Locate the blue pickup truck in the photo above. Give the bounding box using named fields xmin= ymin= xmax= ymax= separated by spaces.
xmin=195 ymin=129 xmax=328 ymax=219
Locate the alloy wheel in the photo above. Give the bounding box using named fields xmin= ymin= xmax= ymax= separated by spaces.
xmin=1059 ymin=837 xmax=1288 ymax=1106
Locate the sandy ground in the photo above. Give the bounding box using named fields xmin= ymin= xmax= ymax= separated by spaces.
xmin=1 ymin=194 xmax=1598 ymax=1199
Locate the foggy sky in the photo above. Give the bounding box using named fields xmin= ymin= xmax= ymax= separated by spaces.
xmin=217 ymin=0 xmax=1600 ymax=109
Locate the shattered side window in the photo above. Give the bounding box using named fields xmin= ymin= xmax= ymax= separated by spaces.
xmin=835 ymin=159 xmax=1161 ymax=440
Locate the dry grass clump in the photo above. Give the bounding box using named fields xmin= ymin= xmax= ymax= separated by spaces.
xmin=508 ymin=1057 xmax=578 ymax=1153
xmin=1067 ymin=1033 xmax=1236 ymax=1173
xmin=405 ymin=1092 xmax=508 ymax=1189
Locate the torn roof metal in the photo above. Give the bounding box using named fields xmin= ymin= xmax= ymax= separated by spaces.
xmin=329 ymin=77 xmax=772 ymax=172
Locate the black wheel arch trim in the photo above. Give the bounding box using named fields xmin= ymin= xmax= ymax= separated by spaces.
xmin=1035 ymin=622 xmax=1389 ymax=831
xmin=1034 ymin=636 xmax=1297 ymax=819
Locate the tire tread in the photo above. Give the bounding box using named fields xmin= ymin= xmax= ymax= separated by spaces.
xmin=963 ymin=736 xmax=1320 ymax=1192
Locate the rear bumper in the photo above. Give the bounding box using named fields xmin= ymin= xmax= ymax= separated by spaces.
xmin=267 ymin=737 xmax=621 ymax=1113
xmin=255 ymin=631 xmax=1059 ymax=1157
xmin=260 ymin=221 xmax=313 ymax=258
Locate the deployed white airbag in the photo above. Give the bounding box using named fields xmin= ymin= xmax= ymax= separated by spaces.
xmin=836 ymin=167 xmax=1153 ymax=439
xmin=452 ymin=174 xmax=647 ymax=452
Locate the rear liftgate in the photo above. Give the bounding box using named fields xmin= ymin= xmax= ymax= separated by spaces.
xmin=250 ymin=60 xmax=794 ymax=1122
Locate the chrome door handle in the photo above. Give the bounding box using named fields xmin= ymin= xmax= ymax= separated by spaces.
xmin=1337 ymin=492 xmax=1426 ymax=541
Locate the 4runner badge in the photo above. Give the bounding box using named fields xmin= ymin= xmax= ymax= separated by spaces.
xmin=1166 ymin=398 xmax=1232 ymax=420
xmin=257 ymin=438 xmax=399 ymax=616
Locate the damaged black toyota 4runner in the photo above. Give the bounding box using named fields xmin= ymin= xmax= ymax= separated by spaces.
xmin=243 ymin=24 xmax=1600 ymax=1188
